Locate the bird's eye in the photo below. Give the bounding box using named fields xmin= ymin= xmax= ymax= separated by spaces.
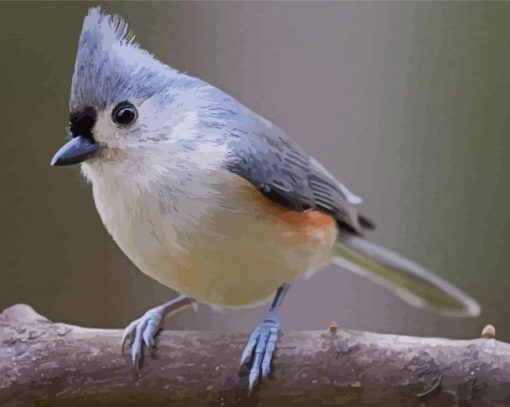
xmin=112 ymin=102 xmax=138 ymax=125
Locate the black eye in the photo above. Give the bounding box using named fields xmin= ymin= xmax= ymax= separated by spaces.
xmin=112 ymin=102 xmax=138 ymax=125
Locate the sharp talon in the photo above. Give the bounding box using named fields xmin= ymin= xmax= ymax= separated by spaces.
xmin=121 ymin=332 xmax=131 ymax=355
xmin=121 ymin=319 xmax=139 ymax=355
xmin=248 ymin=372 xmax=258 ymax=396
xmin=132 ymin=361 xmax=141 ymax=380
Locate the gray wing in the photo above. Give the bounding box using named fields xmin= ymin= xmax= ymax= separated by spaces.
xmin=225 ymin=125 xmax=372 ymax=234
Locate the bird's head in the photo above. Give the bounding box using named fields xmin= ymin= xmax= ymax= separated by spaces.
xmin=51 ymin=7 xmax=203 ymax=170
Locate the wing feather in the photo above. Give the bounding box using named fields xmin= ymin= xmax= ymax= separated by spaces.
xmin=226 ymin=125 xmax=369 ymax=233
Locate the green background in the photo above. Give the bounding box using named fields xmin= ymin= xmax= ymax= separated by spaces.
xmin=0 ymin=2 xmax=509 ymax=340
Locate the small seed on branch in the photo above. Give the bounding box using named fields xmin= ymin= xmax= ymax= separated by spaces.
xmin=481 ymin=324 xmax=496 ymax=339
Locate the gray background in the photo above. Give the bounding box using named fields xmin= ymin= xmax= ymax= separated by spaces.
xmin=1 ymin=2 xmax=509 ymax=340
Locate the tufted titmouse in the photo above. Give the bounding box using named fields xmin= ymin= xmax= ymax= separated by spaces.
xmin=51 ymin=8 xmax=480 ymax=393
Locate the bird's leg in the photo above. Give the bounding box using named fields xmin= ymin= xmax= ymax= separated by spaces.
xmin=122 ymin=294 xmax=195 ymax=375
xmin=240 ymin=283 xmax=291 ymax=394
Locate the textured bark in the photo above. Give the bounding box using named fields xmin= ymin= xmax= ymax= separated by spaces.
xmin=0 ymin=304 xmax=509 ymax=407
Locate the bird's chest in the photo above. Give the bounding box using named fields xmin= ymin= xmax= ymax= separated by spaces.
xmin=83 ymin=162 xmax=252 ymax=294
xmin=82 ymin=162 xmax=336 ymax=308
xmin=86 ymin=164 xmax=191 ymax=276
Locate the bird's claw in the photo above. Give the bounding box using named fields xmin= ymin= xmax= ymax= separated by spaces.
xmin=121 ymin=306 xmax=165 ymax=376
xmin=240 ymin=312 xmax=280 ymax=394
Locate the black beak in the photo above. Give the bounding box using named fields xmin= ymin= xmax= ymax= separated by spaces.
xmin=51 ymin=136 xmax=99 ymax=166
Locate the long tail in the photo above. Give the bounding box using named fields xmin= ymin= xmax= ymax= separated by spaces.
xmin=333 ymin=234 xmax=480 ymax=317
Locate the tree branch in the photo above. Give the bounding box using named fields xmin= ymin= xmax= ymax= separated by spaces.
xmin=0 ymin=304 xmax=508 ymax=406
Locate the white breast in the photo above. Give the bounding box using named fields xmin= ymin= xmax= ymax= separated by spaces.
xmin=81 ymin=148 xmax=336 ymax=308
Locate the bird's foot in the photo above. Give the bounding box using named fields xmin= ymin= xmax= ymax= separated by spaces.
xmin=240 ymin=311 xmax=280 ymax=394
xmin=122 ymin=305 xmax=166 ymax=376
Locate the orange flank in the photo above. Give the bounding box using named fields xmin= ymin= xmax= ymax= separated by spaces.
xmin=273 ymin=208 xmax=335 ymax=230
xmin=236 ymin=178 xmax=337 ymax=245
xmin=269 ymin=208 xmax=337 ymax=246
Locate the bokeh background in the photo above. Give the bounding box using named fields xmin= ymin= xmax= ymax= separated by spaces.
xmin=1 ymin=2 xmax=509 ymax=340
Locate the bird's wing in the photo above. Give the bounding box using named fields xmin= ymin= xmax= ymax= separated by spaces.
xmin=224 ymin=123 xmax=480 ymax=316
xmin=225 ymin=123 xmax=371 ymax=234
xmin=223 ymin=116 xmax=480 ymax=316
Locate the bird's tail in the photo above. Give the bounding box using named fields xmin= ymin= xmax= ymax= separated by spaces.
xmin=333 ymin=234 xmax=480 ymax=317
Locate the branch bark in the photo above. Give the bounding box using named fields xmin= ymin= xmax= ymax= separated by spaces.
xmin=0 ymin=304 xmax=508 ymax=406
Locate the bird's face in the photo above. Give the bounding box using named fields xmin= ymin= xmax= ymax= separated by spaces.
xmin=51 ymin=8 xmax=180 ymax=168
xmin=52 ymin=97 xmax=165 ymax=167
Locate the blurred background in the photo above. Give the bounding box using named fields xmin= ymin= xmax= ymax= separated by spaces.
xmin=0 ymin=2 xmax=509 ymax=340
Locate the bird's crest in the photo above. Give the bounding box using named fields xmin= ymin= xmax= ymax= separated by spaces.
xmin=70 ymin=7 xmax=174 ymax=112
xmin=83 ymin=7 xmax=138 ymax=49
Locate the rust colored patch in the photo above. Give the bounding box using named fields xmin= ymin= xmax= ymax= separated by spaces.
xmin=236 ymin=178 xmax=337 ymax=245
xmin=274 ymin=209 xmax=335 ymax=230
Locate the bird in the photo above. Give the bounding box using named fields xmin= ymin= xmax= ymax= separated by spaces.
xmin=51 ymin=7 xmax=480 ymax=394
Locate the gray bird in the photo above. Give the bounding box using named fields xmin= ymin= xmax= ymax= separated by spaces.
xmin=51 ymin=8 xmax=480 ymax=393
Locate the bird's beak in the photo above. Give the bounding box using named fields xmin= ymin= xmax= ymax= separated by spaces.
xmin=50 ymin=136 xmax=99 ymax=166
